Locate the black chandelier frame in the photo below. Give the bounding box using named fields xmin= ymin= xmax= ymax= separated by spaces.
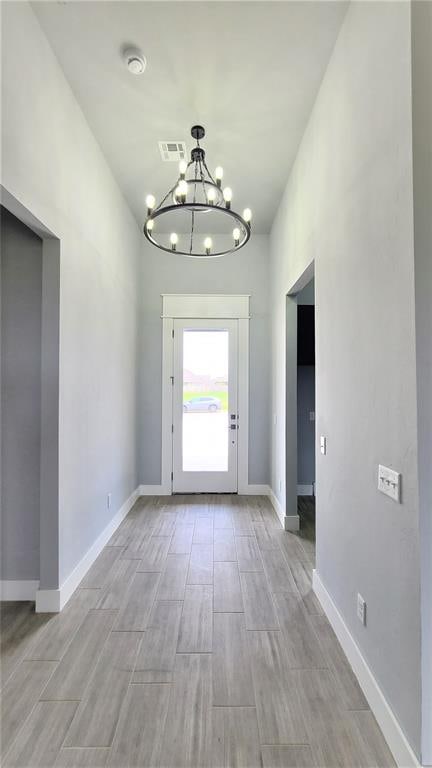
xmin=143 ymin=126 xmax=251 ymax=258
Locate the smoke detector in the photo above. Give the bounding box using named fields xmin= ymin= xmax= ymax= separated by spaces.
xmin=123 ymin=47 xmax=146 ymax=75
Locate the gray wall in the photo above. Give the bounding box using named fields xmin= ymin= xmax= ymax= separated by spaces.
xmin=270 ymin=2 xmax=421 ymax=757
xmin=297 ymin=367 xmax=315 ymax=487
xmin=1 ymin=208 xmax=42 ymax=580
xmin=139 ymin=235 xmax=270 ymax=486
xmin=1 ymin=3 xmax=141 ymax=587
xmin=411 ymin=2 xmax=432 ymax=762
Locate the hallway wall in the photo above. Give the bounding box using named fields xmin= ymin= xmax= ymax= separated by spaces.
xmin=411 ymin=2 xmax=432 ymax=761
xmin=1 ymin=2 xmax=141 ymax=589
xmin=269 ymin=1 xmax=421 ymax=759
xmin=1 ymin=209 xmax=42 ymax=581
xmin=139 ymin=235 xmax=270 ymax=487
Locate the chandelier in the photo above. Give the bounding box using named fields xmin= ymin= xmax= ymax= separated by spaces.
xmin=143 ymin=125 xmax=252 ymax=258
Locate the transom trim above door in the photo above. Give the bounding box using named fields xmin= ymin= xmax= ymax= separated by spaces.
xmin=161 ymin=294 xmax=250 ymax=319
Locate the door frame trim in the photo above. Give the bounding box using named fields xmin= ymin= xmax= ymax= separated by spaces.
xmin=160 ymin=294 xmax=250 ymax=494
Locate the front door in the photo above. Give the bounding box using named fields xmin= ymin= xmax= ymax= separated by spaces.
xmin=172 ymin=318 xmax=238 ymax=493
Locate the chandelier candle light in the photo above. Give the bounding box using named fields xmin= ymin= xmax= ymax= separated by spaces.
xmin=144 ymin=125 xmax=252 ymax=258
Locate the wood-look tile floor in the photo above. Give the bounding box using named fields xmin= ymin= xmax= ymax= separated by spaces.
xmin=1 ymin=495 xmax=395 ymax=768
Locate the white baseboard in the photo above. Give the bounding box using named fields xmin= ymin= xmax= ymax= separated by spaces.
xmin=284 ymin=515 xmax=300 ymax=531
xmin=139 ymin=484 xmax=171 ymax=495
xmin=297 ymin=483 xmax=314 ymax=496
xmin=267 ymin=486 xmax=284 ymax=525
xmin=312 ymin=570 xmax=421 ymax=768
xmin=266 ymin=486 xmax=300 ymax=531
xmin=35 ymin=487 xmax=140 ymax=613
xmin=0 ymin=580 xmax=39 ymax=601
xmin=35 ymin=587 xmax=62 ymax=613
xmin=239 ymin=484 xmax=270 ymax=495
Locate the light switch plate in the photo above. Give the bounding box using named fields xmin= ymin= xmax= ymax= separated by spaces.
xmin=378 ymin=465 xmax=401 ymax=503
xmin=357 ymin=593 xmax=366 ymax=626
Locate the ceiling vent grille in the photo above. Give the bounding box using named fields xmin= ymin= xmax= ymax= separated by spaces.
xmin=158 ymin=141 xmax=187 ymax=162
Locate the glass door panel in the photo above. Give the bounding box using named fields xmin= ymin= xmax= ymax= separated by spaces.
xmin=173 ymin=319 xmax=238 ymax=493
xmin=182 ymin=329 xmax=229 ymax=472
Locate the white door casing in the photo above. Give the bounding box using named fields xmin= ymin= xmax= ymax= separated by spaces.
xmin=160 ymin=295 xmax=250 ymax=494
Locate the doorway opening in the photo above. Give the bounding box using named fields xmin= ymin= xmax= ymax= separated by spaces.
xmin=1 ymin=187 xmax=60 ymax=609
xmin=1 ymin=207 xmax=43 ymax=592
xmin=296 ymin=279 xmax=315 ymax=543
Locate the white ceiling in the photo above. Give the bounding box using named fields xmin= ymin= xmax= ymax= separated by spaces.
xmin=33 ymin=1 xmax=347 ymax=234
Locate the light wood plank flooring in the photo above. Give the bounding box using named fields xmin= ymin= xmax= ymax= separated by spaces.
xmin=1 ymin=495 xmax=395 ymax=767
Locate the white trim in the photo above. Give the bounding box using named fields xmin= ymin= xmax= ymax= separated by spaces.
xmin=313 ymin=570 xmax=422 ymax=768
xmin=139 ymin=484 xmax=171 ymax=496
xmin=161 ymin=294 xmax=250 ymax=319
xmin=35 ymin=487 xmax=140 ymax=613
xmin=1 ymin=184 xmax=57 ymax=240
xmin=298 ymin=483 xmax=314 ymax=496
xmin=35 ymin=587 xmax=61 ymax=613
xmin=161 ymin=297 xmax=250 ymax=495
xmin=161 ymin=317 xmax=174 ymax=495
xmin=0 ymin=580 xmax=39 ymax=601
xmin=267 ymin=486 xmax=284 ymax=525
xmin=284 ymin=515 xmax=300 ymax=531
xmin=240 ymin=484 xmax=269 ymax=495
xmin=267 ymin=486 xmax=300 ymax=531
xmin=237 ymin=318 xmax=249 ymax=494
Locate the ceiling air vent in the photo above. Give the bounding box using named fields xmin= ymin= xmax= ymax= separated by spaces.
xmin=158 ymin=141 xmax=187 ymax=162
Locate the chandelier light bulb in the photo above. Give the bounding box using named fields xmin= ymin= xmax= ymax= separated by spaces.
xmin=146 ymin=194 xmax=155 ymax=215
xmin=178 ymin=179 xmax=188 ymax=202
xmin=243 ymin=207 xmax=252 ymax=223
xmin=170 ymin=232 xmax=178 ymax=251
xmin=146 ymin=218 xmax=154 ymax=232
xmin=233 ymin=227 xmax=240 ymax=246
xmin=204 ymin=236 xmax=212 ymax=255
xmin=179 ymin=159 xmax=188 ymax=179
xmin=223 ymin=187 xmax=232 ymax=209
xmin=215 ymin=166 xmax=223 ymax=187
xmin=207 ymin=188 xmax=216 ymax=205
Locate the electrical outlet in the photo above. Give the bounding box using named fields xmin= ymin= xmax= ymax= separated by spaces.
xmin=107 ymin=493 xmax=112 ymax=510
xmin=320 ymin=435 xmax=326 ymax=455
xmin=357 ymin=593 xmax=366 ymax=626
